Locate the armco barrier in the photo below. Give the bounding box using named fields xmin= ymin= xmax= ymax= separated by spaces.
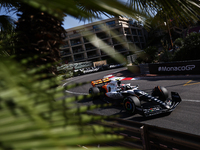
xmin=97 ymin=118 xmax=200 ymax=150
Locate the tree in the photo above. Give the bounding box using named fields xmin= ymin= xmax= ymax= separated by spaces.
xmin=174 ymin=38 xmax=184 ymax=48
xmin=0 ymin=15 xmax=16 ymax=56
xmin=0 ymin=1 xmax=18 ymax=56
xmin=135 ymin=46 xmax=158 ymax=64
xmin=173 ymin=32 xmax=200 ymax=61
xmin=14 ymin=3 xmax=66 ymax=75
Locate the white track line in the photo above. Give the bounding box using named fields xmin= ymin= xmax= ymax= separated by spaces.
xmin=182 ymin=99 xmax=200 ymax=102
xmin=65 ymin=90 xmax=88 ymax=95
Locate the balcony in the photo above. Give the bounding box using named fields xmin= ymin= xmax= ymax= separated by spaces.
xmin=73 ymin=49 xmax=84 ymax=54
xmin=136 ymin=43 xmax=141 ymax=49
xmin=96 ymin=32 xmax=109 ymax=39
xmin=87 ymin=57 xmax=101 ymax=62
xmin=134 ymin=36 xmax=139 ymax=43
xmin=81 ymin=29 xmax=95 ymax=36
xmin=83 ymin=37 xmax=89 ymax=43
xmin=126 ymin=36 xmax=133 ymax=42
xmin=74 ymin=54 xmax=85 ymax=61
xmin=69 ymin=33 xmax=81 ymax=38
xmin=62 ymin=56 xmax=73 ymax=64
xmin=87 ymin=51 xmax=99 ymax=58
xmin=70 ymin=38 xmax=82 ymax=46
xmin=110 ymin=29 xmax=123 ymax=36
xmin=72 ymin=46 xmax=84 ymax=54
xmin=100 ymin=39 xmax=111 ymax=46
xmin=112 ymin=38 xmax=121 ymax=45
xmin=138 ymin=30 xmax=142 ymax=36
xmin=114 ymin=45 xmax=127 ymax=52
xmin=60 ymin=49 xmax=71 ymax=56
xmin=131 ymin=29 xmax=137 ymax=35
xmin=85 ymin=43 xmax=97 ymax=51
xmin=93 ymin=24 xmax=103 ymax=32
xmin=140 ymin=37 xmax=144 ymax=42
xmin=124 ymin=28 xmax=131 ymax=34
xmin=107 ymin=23 xmax=122 ymax=28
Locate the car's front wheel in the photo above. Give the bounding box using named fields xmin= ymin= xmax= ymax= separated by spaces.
xmin=152 ymin=86 xmax=168 ymax=102
xmin=123 ymin=96 xmax=140 ymax=114
xmin=89 ymin=87 xmax=100 ymax=100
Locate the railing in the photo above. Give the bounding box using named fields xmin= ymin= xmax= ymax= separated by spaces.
xmin=61 ymin=52 xmax=71 ymax=56
xmin=85 ymin=47 xmax=97 ymax=51
xmin=73 ymin=49 xmax=84 ymax=54
xmin=69 ymin=33 xmax=81 ymax=38
xmin=70 ymin=42 xmax=82 ymax=46
xmin=94 ymin=117 xmax=200 ymax=150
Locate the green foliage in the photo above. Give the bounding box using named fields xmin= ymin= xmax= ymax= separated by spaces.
xmin=0 ymin=15 xmax=16 ymax=56
xmin=0 ymin=28 xmax=16 ymax=56
xmin=22 ymin=0 xmax=150 ymax=22
xmin=0 ymin=57 xmax=128 ymax=150
xmin=174 ymin=38 xmax=184 ymax=48
xmin=135 ymin=46 xmax=158 ymax=64
xmin=157 ymin=40 xmax=173 ymax=62
xmin=173 ymin=33 xmax=200 ymax=61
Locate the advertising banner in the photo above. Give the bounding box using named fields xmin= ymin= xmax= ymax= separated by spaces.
xmin=93 ymin=60 xmax=107 ymax=67
xmin=57 ymin=61 xmax=93 ymax=71
xmin=148 ymin=61 xmax=200 ymax=75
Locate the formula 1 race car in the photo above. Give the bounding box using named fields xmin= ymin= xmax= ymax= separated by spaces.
xmin=89 ymin=78 xmax=182 ymax=117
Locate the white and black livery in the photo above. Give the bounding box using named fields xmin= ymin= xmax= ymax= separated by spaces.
xmin=89 ymin=78 xmax=182 ymax=117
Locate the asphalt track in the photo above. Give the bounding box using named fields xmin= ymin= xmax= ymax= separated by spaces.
xmin=63 ymin=67 xmax=200 ymax=136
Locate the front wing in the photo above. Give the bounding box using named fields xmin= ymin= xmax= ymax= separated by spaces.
xmin=137 ymin=92 xmax=182 ymax=117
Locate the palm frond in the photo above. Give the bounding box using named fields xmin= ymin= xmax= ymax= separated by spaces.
xmin=0 ymin=57 xmax=127 ymax=150
xmin=128 ymin=0 xmax=200 ymax=26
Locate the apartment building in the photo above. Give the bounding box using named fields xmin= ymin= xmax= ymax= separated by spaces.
xmin=60 ymin=17 xmax=147 ymax=64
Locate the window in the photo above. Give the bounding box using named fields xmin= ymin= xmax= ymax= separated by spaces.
xmin=124 ymin=28 xmax=130 ymax=34
xmin=134 ymin=37 xmax=139 ymax=42
xmin=131 ymin=29 xmax=137 ymax=35
xmin=93 ymin=24 xmax=102 ymax=31
xmin=106 ymin=21 xmax=115 ymax=27
xmin=138 ymin=30 xmax=142 ymax=35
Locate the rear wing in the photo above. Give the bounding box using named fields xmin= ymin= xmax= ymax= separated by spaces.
xmin=91 ymin=78 xmax=110 ymax=87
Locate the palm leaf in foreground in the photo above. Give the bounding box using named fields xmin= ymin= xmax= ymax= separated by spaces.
xmin=0 ymin=57 xmax=130 ymax=150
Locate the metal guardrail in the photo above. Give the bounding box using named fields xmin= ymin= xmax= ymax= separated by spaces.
xmin=97 ymin=118 xmax=200 ymax=150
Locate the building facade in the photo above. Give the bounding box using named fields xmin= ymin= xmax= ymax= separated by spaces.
xmin=60 ymin=17 xmax=147 ymax=64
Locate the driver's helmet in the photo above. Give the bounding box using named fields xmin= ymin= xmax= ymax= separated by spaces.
xmin=116 ymin=79 xmax=121 ymax=86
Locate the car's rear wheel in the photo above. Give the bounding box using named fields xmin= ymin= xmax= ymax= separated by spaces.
xmin=89 ymin=87 xmax=100 ymax=100
xmin=123 ymin=96 xmax=140 ymax=114
xmin=152 ymin=86 xmax=168 ymax=102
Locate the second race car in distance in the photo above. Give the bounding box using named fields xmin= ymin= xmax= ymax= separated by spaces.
xmin=89 ymin=78 xmax=182 ymax=117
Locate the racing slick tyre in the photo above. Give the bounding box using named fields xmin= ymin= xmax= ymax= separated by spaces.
xmin=152 ymin=86 xmax=168 ymax=102
xmin=123 ymin=96 xmax=141 ymax=114
xmin=89 ymin=87 xmax=100 ymax=100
